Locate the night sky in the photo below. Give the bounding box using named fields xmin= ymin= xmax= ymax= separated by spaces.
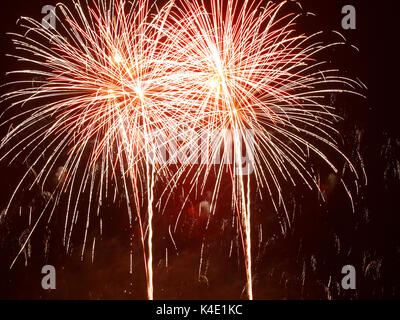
xmin=0 ymin=0 xmax=399 ymax=300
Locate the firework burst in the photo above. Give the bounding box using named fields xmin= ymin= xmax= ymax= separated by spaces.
xmin=0 ymin=0 xmax=186 ymax=299
xmin=0 ymin=0 xmax=365 ymax=300
xmin=157 ymin=0 xmax=365 ymax=299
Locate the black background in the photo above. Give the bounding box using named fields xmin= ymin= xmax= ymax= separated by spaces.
xmin=0 ymin=0 xmax=399 ymax=300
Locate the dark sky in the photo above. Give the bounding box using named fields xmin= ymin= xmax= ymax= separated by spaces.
xmin=0 ymin=0 xmax=399 ymax=300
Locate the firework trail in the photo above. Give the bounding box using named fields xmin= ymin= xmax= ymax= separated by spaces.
xmin=158 ymin=0 xmax=365 ymax=299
